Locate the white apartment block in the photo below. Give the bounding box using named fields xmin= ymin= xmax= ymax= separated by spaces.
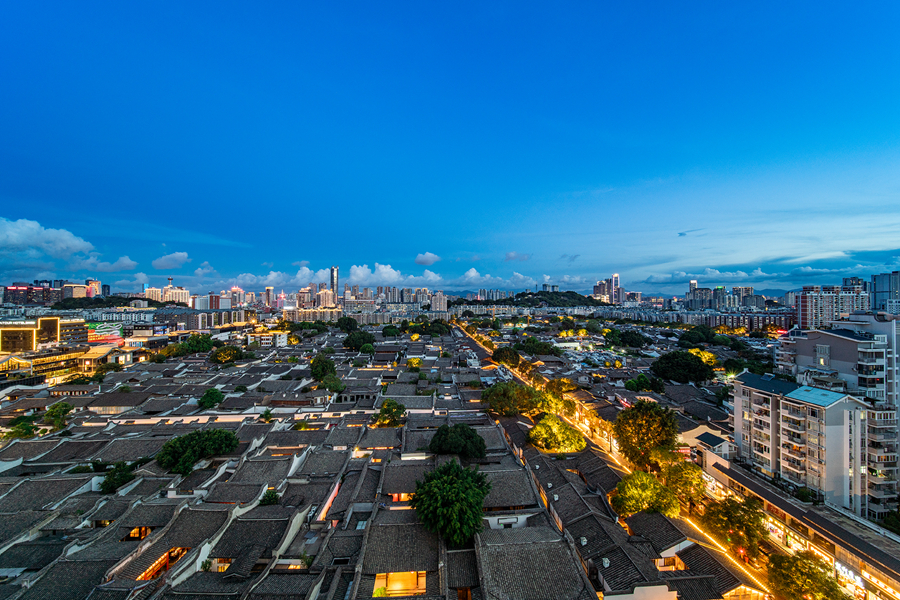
xmin=777 ymin=312 xmax=899 ymax=407
xmin=797 ymin=285 xmax=869 ymax=329
xmin=734 ymin=372 xmax=897 ymax=519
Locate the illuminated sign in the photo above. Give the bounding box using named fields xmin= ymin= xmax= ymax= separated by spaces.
xmin=87 ymin=322 xmax=124 ymax=344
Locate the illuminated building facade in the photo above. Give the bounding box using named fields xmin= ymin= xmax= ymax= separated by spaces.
xmin=330 ymin=266 xmax=339 ymax=292
xmin=0 ymin=285 xmax=62 ymax=306
xmin=0 ymin=317 xmax=87 ymax=353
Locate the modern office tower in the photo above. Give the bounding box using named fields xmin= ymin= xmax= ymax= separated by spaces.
xmin=85 ymin=279 xmax=101 ymax=297
xmin=734 ymin=372 xmax=896 ymax=519
xmin=265 ymin=286 xmax=274 ymax=307
xmin=689 ymin=280 xmax=697 ymax=293
xmin=732 ymin=286 xmax=753 ymax=302
xmin=798 ymin=285 xmax=870 ymax=329
xmin=871 ymin=271 xmax=900 ymax=312
xmin=63 ymin=284 xmax=88 ymax=299
xmin=101 ymin=284 xmax=110 ymax=296
xmin=330 ymin=266 xmax=339 ymax=293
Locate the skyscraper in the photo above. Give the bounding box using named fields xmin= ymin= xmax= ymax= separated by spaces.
xmin=265 ymin=286 xmax=274 ymax=307
xmin=330 ymin=266 xmax=339 ymax=293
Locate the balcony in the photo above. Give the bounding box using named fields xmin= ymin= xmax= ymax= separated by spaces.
xmin=784 ymin=408 xmax=806 ymax=419
xmin=781 ymin=445 xmax=805 ymax=459
xmin=783 ymin=434 xmax=805 ymax=446
xmin=869 ymin=459 xmax=899 ymax=469
xmin=868 ymin=486 xmax=897 ymax=500
xmin=869 ymin=419 xmax=898 ymax=428
xmin=868 ymin=431 xmax=898 ymax=442
xmin=782 ymin=420 xmax=806 ymax=433
xmin=869 ymin=446 xmax=898 ymax=456
xmin=782 ymin=460 xmax=806 ymax=474
xmin=783 ymin=471 xmax=806 ymax=485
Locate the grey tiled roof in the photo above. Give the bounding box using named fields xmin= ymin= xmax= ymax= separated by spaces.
xmin=477 ymin=526 xmax=594 ymax=600
xmin=594 ymin=545 xmax=650 ymax=593
xmin=30 ymin=440 xmax=109 ymax=463
xmin=624 ymin=512 xmax=687 ymax=555
xmin=247 ymin=572 xmax=319 ymax=598
xmin=210 ymin=515 xmax=290 ymax=559
xmin=358 ymin=427 xmax=401 ymax=449
xmin=0 ymin=537 xmax=68 ymax=570
xmin=18 ymin=559 xmax=120 ymax=600
xmin=361 ymin=523 xmax=439 ymax=574
xmin=324 ymin=426 xmax=363 ymax=448
xmin=447 ymin=549 xmax=479 ymax=588
xmin=674 ymin=543 xmax=741 ymax=596
xmin=204 ymin=482 xmax=264 ymax=504
xmin=0 ymin=511 xmax=49 ymax=547
xmin=229 ymin=457 xmax=292 ymax=485
xmin=0 ymin=439 xmax=59 ymax=461
xmin=0 ymin=476 xmax=93 ymax=513
xmin=298 ymin=450 xmax=348 ymax=477
xmin=381 ymin=462 xmax=431 ymax=495
xmin=92 ymin=438 xmax=168 ymax=464
xmin=483 ymin=469 xmax=537 ymax=509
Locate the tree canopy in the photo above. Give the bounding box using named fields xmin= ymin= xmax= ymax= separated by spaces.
xmin=410 ymin=460 xmax=491 ymax=548
xmin=43 ymin=402 xmax=73 ymax=431
xmin=482 ymin=382 xmax=544 ymax=416
xmin=527 ymin=414 xmax=586 ymax=453
xmin=198 ymin=388 xmax=225 ymax=410
xmin=650 ymin=351 xmax=715 ymax=384
xmin=156 ymin=429 xmax=239 ymax=476
xmin=662 ymin=460 xmax=705 ymax=506
xmin=624 ymin=373 xmax=666 ymax=394
xmin=514 ymin=337 xmax=563 ymax=357
xmin=610 ymin=471 xmax=680 ymax=517
xmin=768 ymin=551 xmax=852 ymax=600
xmin=376 ymin=399 xmax=406 ymax=427
xmin=613 ymin=400 xmax=678 ymax=471
xmin=702 ymin=496 xmax=767 ymax=558
xmin=382 ymin=325 xmax=401 ymax=337
xmin=311 ymin=355 xmax=337 ymax=381
xmin=343 ymin=330 xmax=376 ymax=351
xmin=336 ymin=316 xmax=359 ymax=333
xmin=321 ymin=374 xmax=345 ymax=393
xmin=428 ymin=423 xmax=487 ymax=459
xmin=492 ymin=347 xmax=520 ymax=369
xmin=359 ymin=343 xmax=375 ymax=354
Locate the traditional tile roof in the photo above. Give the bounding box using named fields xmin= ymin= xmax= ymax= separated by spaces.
xmin=18 ymin=559 xmax=120 ymax=600
xmin=204 ymin=482 xmax=265 ymax=504
xmin=673 ymin=544 xmax=741 ymax=596
xmin=0 ymin=439 xmax=59 ymax=461
xmin=0 ymin=537 xmax=68 ymax=571
xmin=30 ymin=440 xmax=109 ymax=463
xmin=324 ymin=426 xmax=363 ymax=448
xmin=446 ymin=549 xmax=479 ymax=589
xmin=229 ymin=457 xmax=292 ymax=485
xmin=623 ymin=511 xmax=688 ymax=556
xmin=210 ymin=515 xmax=289 ymax=560
xmin=0 ymin=475 xmax=92 ymax=513
xmin=477 ymin=526 xmax=594 ymax=600
xmin=361 ymin=522 xmax=439 ymax=574
xmin=92 ymin=438 xmax=168 ymax=464
xmin=483 ymin=469 xmax=537 ymax=509
xmin=246 ymin=571 xmax=319 ymax=599
xmin=594 ymin=545 xmax=651 ymax=593
xmin=381 ymin=462 xmax=431 ymax=495
xmin=298 ymin=450 xmax=348 ymax=477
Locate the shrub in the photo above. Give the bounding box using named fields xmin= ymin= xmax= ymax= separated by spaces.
xmin=156 ymin=429 xmax=239 ymax=476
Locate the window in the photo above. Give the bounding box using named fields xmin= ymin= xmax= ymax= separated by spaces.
xmin=122 ymin=526 xmax=151 ymax=541
xmin=355 ymin=520 xmax=367 ymax=530
xmin=374 ymin=572 xmax=427 ymax=597
xmin=217 ymin=558 xmax=232 ymax=573
xmin=332 ymin=557 xmax=350 ymax=565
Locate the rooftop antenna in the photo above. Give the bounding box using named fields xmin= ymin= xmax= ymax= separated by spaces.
xmin=167 ymin=277 xmax=173 ymax=287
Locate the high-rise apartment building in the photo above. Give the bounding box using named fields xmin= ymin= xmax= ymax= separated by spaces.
xmin=144 ymin=287 xmax=162 ymax=302
xmin=798 ymin=285 xmax=870 ymax=329
xmin=431 ymin=292 xmax=447 ymax=312
xmin=732 ymin=286 xmax=753 ymax=301
xmin=330 ymin=266 xmax=339 ymax=293
xmin=777 ymin=312 xmax=900 ymax=407
xmin=871 ymin=271 xmax=900 ymax=312
xmin=734 ymin=372 xmax=897 ymax=519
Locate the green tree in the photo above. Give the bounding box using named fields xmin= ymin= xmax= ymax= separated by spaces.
xmin=359 ymin=343 xmax=375 ymax=355
xmin=261 ymin=408 xmax=273 ymax=423
xmin=722 ymin=358 xmax=744 ymax=375
xmin=382 ymin=325 xmax=401 ymax=337
xmin=702 ymin=496 xmax=767 ymax=558
xmin=100 ymin=461 xmax=136 ymax=494
xmin=259 ymin=489 xmax=280 ymax=505
xmin=461 ymin=310 xmax=476 ymax=318
xmin=527 ymin=415 xmax=586 ymax=453
xmin=624 ymin=373 xmax=665 ymax=393
xmin=410 ymin=460 xmax=491 ymax=548
xmin=482 ymin=382 xmax=544 ymax=417
xmin=156 ymin=429 xmax=239 ymax=476
xmin=650 ymin=351 xmax=715 ymax=384
xmin=321 ymin=374 xmax=346 ymax=393
xmin=210 ymin=345 xmax=243 ymax=364
xmin=376 ymin=399 xmax=406 ymax=427
xmin=768 ymin=551 xmax=852 ymax=600
xmin=3 ymin=421 xmax=39 ymax=439
xmin=613 ymin=400 xmax=678 ymax=471
xmin=311 ymin=355 xmax=337 ymax=381
xmin=545 ymin=378 xmax=577 ymax=400
xmin=662 ymin=460 xmax=705 ymax=506
xmin=428 ymin=424 xmax=487 ymax=459
xmin=343 ymin=330 xmax=376 ymax=351
xmin=610 ymin=471 xmax=680 ymax=518
xmin=43 ymin=402 xmax=73 ymax=431
xmin=198 ymin=388 xmax=225 ymax=410
xmin=491 ymin=347 xmax=520 ymax=369
xmin=234 ymin=385 xmax=248 ymax=392
xmin=336 ymin=316 xmax=359 ymax=334
xmin=619 ymin=330 xmax=651 ymax=348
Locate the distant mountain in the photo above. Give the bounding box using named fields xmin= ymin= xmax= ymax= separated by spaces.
xmin=451 ymin=290 xmax=609 ymax=308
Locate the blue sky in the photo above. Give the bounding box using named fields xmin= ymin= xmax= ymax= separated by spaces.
xmin=1 ymin=2 xmax=899 ymax=296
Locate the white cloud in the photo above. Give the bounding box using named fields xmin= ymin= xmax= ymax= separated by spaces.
xmin=0 ymin=217 xmax=93 ymax=258
xmin=152 ymin=252 xmax=191 ymax=270
xmin=292 ymin=260 xmax=310 ymax=268
xmin=504 ymin=251 xmax=531 ymax=262
xmin=68 ymin=253 xmax=138 ymax=272
xmin=415 ymin=252 xmax=441 ymax=266
xmin=346 ymin=263 xmax=441 ymax=287
xmin=193 ymin=261 xmax=217 ymax=279
xmin=113 ymin=272 xmax=150 ymax=291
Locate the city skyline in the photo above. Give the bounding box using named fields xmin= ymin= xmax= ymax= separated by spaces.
xmin=2 ymin=3 xmax=899 ymax=294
